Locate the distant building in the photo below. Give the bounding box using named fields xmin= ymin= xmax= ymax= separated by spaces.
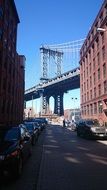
xmin=64 ymin=108 xmax=81 ymax=121
xmin=80 ymin=0 xmax=107 ymax=125
xmin=0 ymin=0 xmax=25 ymax=125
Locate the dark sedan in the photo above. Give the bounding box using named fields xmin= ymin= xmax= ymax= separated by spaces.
xmin=34 ymin=118 xmax=48 ymax=130
xmin=76 ymin=119 xmax=107 ymax=139
xmin=0 ymin=124 xmax=32 ymax=178
xmin=24 ymin=122 xmax=39 ymax=145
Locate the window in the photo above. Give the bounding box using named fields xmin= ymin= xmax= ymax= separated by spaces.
xmin=97 ymin=52 xmax=100 ymax=65
xmin=103 ymin=63 xmax=106 ymax=78
xmin=98 ymin=84 xmax=101 ymax=96
xmin=104 ymin=81 xmax=107 ymax=94
xmin=88 ymin=50 xmax=91 ymax=60
xmin=96 ymin=37 xmax=99 ymax=50
xmin=99 ymin=12 xmax=103 ymax=25
xmin=87 ymin=105 xmax=89 ymax=115
xmin=95 ymin=22 xmax=98 ymax=31
xmin=93 ymin=58 xmax=95 ymax=69
xmin=94 ymin=103 xmax=97 ymax=114
xmin=85 ymin=54 xmax=88 ymax=64
xmin=93 ymin=73 xmax=95 ymax=85
xmin=4 ymin=128 xmax=19 ymax=141
xmin=101 ymin=32 xmax=104 ymax=44
xmin=90 ymin=76 xmax=92 ymax=87
xmin=102 ymin=46 xmax=105 ymax=61
xmin=98 ymin=101 xmax=103 ymax=113
xmin=94 ymin=87 xmax=96 ymax=98
xmin=90 ymin=104 xmax=93 ymax=115
xmin=90 ymin=90 xmax=92 ymax=100
xmin=87 ymin=92 xmax=89 ymax=101
xmin=84 ymin=82 xmax=86 ymax=91
xmin=92 ymin=44 xmax=95 ymax=54
xmin=89 ymin=63 xmax=91 ymax=73
xmin=21 ymin=127 xmax=26 ymax=139
xmin=84 ymin=106 xmax=86 ymax=115
xmin=98 ymin=68 xmax=100 ymax=80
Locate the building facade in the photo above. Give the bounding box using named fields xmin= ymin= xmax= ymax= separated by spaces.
xmin=80 ymin=0 xmax=107 ymax=125
xmin=64 ymin=108 xmax=81 ymax=122
xmin=0 ymin=0 xmax=25 ymax=125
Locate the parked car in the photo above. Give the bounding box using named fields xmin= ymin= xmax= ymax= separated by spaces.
xmin=24 ymin=119 xmax=42 ymax=133
xmin=35 ymin=117 xmax=48 ymax=129
xmin=0 ymin=124 xmax=32 ymax=178
xmin=76 ymin=119 xmax=107 ymax=139
xmin=24 ymin=122 xmax=39 ymax=145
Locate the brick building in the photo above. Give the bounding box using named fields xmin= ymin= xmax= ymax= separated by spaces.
xmin=0 ymin=0 xmax=25 ymax=125
xmin=80 ymin=0 xmax=107 ymax=125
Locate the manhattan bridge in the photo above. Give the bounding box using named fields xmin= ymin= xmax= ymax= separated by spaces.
xmin=25 ymin=39 xmax=85 ymax=116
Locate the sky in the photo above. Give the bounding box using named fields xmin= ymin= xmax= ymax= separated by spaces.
xmin=14 ymin=0 xmax=104 ymax=112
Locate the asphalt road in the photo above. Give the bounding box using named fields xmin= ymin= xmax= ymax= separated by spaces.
xmin=1 ymin=125 xmax=107 ymax=190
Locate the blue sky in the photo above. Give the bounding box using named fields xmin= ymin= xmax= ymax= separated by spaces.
xmin=14 ymin=0 xmax=104 ymax=112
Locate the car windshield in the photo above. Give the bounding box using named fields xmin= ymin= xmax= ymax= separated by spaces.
xmin=0 ymin=127 xmax=19 ymax=143
xmin=86 ymin=120 xmax=99 ymax=126
xmin=24 ymin=124 xmax=34 ymax=131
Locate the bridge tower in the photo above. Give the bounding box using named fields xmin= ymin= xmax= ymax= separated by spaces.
xmin=40 ymin=46 xmax=63 ymax=79
xmin=40 ymin=46 xmax=63 ymax=115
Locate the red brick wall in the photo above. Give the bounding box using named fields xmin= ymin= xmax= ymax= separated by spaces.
xmin=80 ymin=0 xmax=107 ymax=124
xmin=0 ymin=0 xmax=25 ymax=126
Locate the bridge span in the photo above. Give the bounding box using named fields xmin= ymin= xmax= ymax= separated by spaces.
xmin=24 ymin=67 xmax=80 ymax=116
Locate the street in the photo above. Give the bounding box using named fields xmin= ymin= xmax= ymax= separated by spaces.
xmin=1 ymin=124 xmax=107 ymax=190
